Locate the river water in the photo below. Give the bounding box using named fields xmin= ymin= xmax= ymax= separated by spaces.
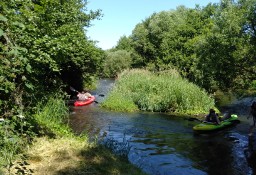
xmin=69 ymin=79 xmax=256 ymax=175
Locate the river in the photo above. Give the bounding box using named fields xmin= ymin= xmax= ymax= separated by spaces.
xmin=69 ymin=79 xmax=256 ymax=175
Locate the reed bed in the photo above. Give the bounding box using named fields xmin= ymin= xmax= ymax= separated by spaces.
xmin=102 ymin=69 xmax=215 ymax=114
xmin=34 ymin=94 xmax=72 ymax=136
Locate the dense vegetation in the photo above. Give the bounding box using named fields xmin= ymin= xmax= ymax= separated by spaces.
xmin=104 ymin=0 xmax=256 ymax=94
xmin=0 ymin=0 xmax=103 ymax=120
xmin=0 ymin=0 xmax=106 ymax=173
xmin=102 ymin=69 xmax=215 ymax=114
xmin=0 ymin=94 xmax=146 ymax=175
xmin=1 ymin=0 xmax=256 ymax=173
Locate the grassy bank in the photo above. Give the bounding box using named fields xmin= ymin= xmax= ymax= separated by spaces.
xmin=9 ymin=136 xmax=146 ymax=175
xmin=102 ymin=69 xmax=216 ymax=114
xmin=1 ymin=95 xmax=146 ymax=175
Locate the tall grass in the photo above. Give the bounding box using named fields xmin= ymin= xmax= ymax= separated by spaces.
xmin=102 ymin=69 xmax=215 ymax=114
xmin=0 ymin=111 xmax=36 ymax=174
xmin=34 ymin=94 xmax=72 ymax=137
xmin=0 ymin=93 xmax=72 ymax=174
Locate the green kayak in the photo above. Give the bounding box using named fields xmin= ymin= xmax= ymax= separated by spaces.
xmin=193 ymin=114 xmax=240 ymax=133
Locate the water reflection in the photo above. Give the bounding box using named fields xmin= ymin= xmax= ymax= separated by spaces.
xmin=69 ymin=79 xmax=254 ymax=175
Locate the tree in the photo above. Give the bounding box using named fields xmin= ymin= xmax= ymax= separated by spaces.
xmin=194 ymin=0 xmax=255 ymax=91
xmin=115 ymin=35 xmax=133 ymax=51
xmin=102 ymin=50 xmax=132 ymax=78
xmin=0 ymin=0 xmax=103 ymax=117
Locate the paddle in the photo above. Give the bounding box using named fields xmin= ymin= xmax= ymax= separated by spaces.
xmin=186 ymin=117 xmax=203 ymax=122
xmin=70 ymin=86 xmax=79 ymax=93
xmin=69 ymin=86 xmax=99 ymax=103
xmin=70 ymin=87 xmax=104 ymax=97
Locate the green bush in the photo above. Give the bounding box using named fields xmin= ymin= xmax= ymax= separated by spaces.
xmin=101 ymin=92 xmax=138 ymax=112
xmin=102 ymin=69 xmax=215 ymax=114
xmin=0 ymin=93 xmax=71 ymax=173
xmin=0 ymin=119 xmax=25 ymax=174
xmin=0 ymin=113 xmax=36 ymax=173
xmin=102 ymin=50 xmax=132 ymax=78
xmin=251 ymin=80 xmax=256 ymax=90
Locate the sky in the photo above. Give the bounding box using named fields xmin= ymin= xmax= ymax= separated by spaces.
xmin=86 ymin=0 xmax=220 ymax=50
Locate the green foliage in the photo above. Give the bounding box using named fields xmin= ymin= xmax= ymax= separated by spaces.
xmin=102 ymin=69 xmax=215 ymax=114
xmin=128 ymin=6 xmax=209 ymax=75
xmin=102 ymin=50 xmax=132 ymax=78
xmin=0 ymin=120 xmax=21 ymax=173
xmin=0 ymin=0 xmax=104 ymax=119
xmin=0 ymin=114 xmax=35 ymax=173
xmin=115 ymin=35 xmax=133 ymax=51
xmin=251 ymin=80 xmax=256 ymax=90
xmin=0 ymin=0 xmax=103 ymax=172
xmin=34 ymin=93 xmax=71 ymax=137
xmin=114 ymin=1 xmax=256 ymax=93
xmin=101 ymin=92 xmax=139 ymax=112
xmin=0 ymin=0 xmax=32 ymax=119
xmin=193 ymin=0 xmax=253 ymax=92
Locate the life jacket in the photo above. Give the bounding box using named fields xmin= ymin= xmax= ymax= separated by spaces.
xmin=206 ymin=113 xmax=218 ymax=123
xmin=77 ymin=93 xmax=88 ymax=101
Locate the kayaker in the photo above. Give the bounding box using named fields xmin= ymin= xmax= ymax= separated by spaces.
xmin=248 ymin=101 xmax=256 ymax=136
xmin=77 ymin=90 xmax=92 ymax=101
xmin=204 ymin=109 xmax=220 ymax=124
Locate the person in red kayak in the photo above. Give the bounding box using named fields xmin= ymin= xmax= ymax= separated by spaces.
xmin=77 ymin=90 xmax=92 ymax=101
xmin=204 ymin=108 xmax=220 ymax=124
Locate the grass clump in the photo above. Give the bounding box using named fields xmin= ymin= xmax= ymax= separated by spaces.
xmin=102 ymin=69 xmax=215 ymax=114
xmin=33 ymin=94 xmax=72 ymax=137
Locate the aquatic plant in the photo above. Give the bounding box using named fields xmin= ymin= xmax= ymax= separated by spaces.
xmin=102 ymin=69 xmax=215 ymax=114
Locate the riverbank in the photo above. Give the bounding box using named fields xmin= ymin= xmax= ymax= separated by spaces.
xmin=0 ymin=95 xmax=146 ymax=175
xmin=8 ymin=136 xmax=146 ymax=175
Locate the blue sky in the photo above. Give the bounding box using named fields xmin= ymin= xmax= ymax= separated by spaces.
xmin=86 ymin=0 xmax=220 ymax=50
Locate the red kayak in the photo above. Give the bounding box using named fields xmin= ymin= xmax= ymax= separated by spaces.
xmin=74 ymin=96 xmax=95 ymax=106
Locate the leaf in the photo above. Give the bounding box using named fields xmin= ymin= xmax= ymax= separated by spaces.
xmin=22 ymin=76 xmax=27 ymax=81
xmin=7 ymin=49 xmax=19 ymax=56
xmin=12 ymin=21 xmax=25 ymax=29
xmin=26 ymin=64 xmax=32 ymax=73
xmin=0 ymin=15 xmax=7 ymax=22
xmin=0 ymin=28 xmax=3 ymax=37
xmin=25 ymin=83 xmax=34 ymax=90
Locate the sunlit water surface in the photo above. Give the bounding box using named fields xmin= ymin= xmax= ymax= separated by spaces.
xmin=69 ymin=79 xmax=256 ymax=175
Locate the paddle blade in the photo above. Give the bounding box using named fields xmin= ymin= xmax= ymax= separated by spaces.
xmin=70 ymin=86 xmax=78 ymax=93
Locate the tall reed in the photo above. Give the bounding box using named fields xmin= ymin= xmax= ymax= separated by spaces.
xmin=34 ymin=93 xmax=72 ymax=137
xmin=102 ymin=69 xmax=215 ymax=114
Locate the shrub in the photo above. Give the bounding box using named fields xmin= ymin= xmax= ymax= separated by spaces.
xmin=102 ymin=50 xmax=132 ymax=78
xmin=102 ymin=69 xmax=215 ymax=114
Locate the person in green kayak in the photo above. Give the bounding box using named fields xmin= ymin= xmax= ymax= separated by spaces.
xmin=248 ymin=101 xmax=256 ymax=136
xmin=77 ymin=90 xmax=92 ymax=101
xmin=204 ymin=109 xmax=220 ymax=124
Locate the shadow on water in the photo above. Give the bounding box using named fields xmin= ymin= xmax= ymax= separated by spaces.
xmin=69 ymin=79 xmax=256 ymax=175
